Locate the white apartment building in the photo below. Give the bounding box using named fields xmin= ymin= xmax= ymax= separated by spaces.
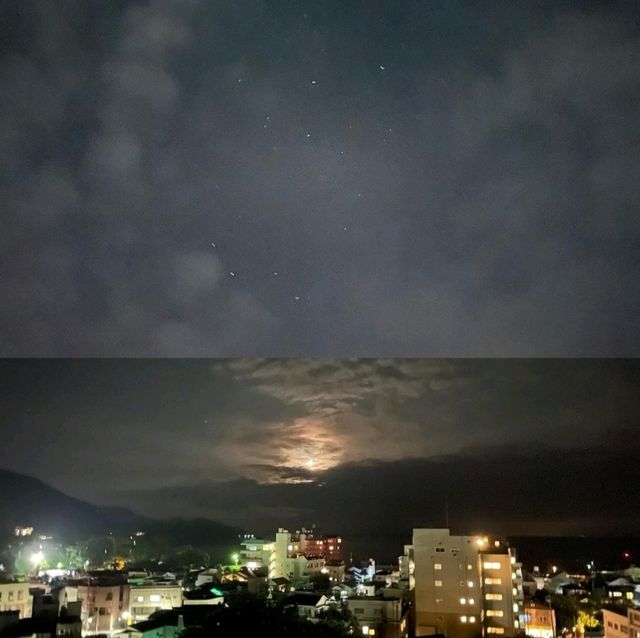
xmin=409 ymin=529 xmax=524 ymax=638
xmin=0 ymin=582 xmax=32 ymax=618
xmin=239 ymin=537 xmax=275 ymax=572
xmin=128 ymin=584 xmax=183 ymax=623
xmin=270 ymin=529 xmax=326 ymax=580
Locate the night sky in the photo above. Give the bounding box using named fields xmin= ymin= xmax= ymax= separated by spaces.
xmin=2 ymin=0 xmax=640 ymax=356
xmin=1 ymin=359 xmax=638 ymax=540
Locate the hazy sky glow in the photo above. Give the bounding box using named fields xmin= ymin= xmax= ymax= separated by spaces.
xmin=1 ymin=0 xmax=640 ymax=356
xmin=1 ymin=359 xmax=638 ymax=537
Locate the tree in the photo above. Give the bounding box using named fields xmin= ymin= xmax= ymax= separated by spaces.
xmin=550 ymin=594 xmax=579 ymax=633
xmin=182 ymin=593 xmax=359 ymax=638
xmin=310 ymin=573 xmax=331 ymax=592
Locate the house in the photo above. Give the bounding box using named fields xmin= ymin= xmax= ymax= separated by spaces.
xmin=345 ymin=595 xmax=410 ymax=638
xmin=283 ymin=593 xmax=330 ymax=619
xmin=128 ymin=583 xmax=182 ymax=623
xmin=0 ymin=615 xmax=81 ymax=638
xmin=0 ymin=582 xmax=32 ymax=619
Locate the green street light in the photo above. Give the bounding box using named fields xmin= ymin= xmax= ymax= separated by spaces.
xmin=231 ymin=553 xmax=239 ymax=566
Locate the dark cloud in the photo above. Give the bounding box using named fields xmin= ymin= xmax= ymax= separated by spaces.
xmin=1 ymin=1 xmax=639 ymax=355
xmin=0 ymin=359 xmax=637 ymax=531
xmin=115 ymin=435 xmax=640 ymax=559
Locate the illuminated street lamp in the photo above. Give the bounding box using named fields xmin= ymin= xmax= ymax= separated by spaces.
xmin=30 ymin=550 xmax=44 ymax=567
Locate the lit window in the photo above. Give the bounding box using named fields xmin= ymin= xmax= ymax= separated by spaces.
xmin=486 ymin=594 xmax=502 ymax=601
xmin=513 ymin=588 xmax=518 ymax=596
xmin=626 ymin=593 xmax=634 ymax=600
xmin=435 ymin=580 xmax=443 ymax=587
xmin=513 ymin=604 xmax=519 ymax=612
xmin=470 ymin=617 xmax=476 ymax=623
xmin=461 ymin=616 xmax=468 ymax=623
xmin=485 ymin=578 xmax=502 ymax=585
xmin=362 ymin=626 xmax=369 ymax=636
xmin=483 ymin=562 xmax=501 ymax=570
xmin=136 ymin=596 xmax=144 ymax=603
xmin=468 ymin=598 xmax=475 ymax=605
xmin=468 ymin=581 xmax=474 ymax=587
xmin=467 ymin=564 xmax=473 ymax=570
xmin=487 ymin=610 xmax=504 ymax=617
xmin=149 ymin=595 xmax=161 ymax=603
xmin=460 ymin=598 xmax=466 ymax=605
xmin=434 ymin=564 xmax=442 ymax=570
xmin=487 ymin=628 xmax=505 ymax=634
xmin=436 ymin=598 xmax=444 ymax=604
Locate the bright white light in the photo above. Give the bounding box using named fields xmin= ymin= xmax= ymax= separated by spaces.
xmin=30 ymin=551 xmax=44 ymax=566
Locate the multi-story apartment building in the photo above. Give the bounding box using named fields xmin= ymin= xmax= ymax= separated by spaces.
xmin=76 ymin=576 xmax=130 ymax=634
xmin=603 ymin=608 xmax=640 ymax=638
xmin=399 ymin=545 xmax=415 ymax=591
xmin=239 ymin=537 xmax=275 ymax=572
xmin=408 ymin=528 xmax=524 ymax=638
xmin=0 ymin=582 xmax=32 ymax=618
xmin=301 ymin=534 xmax=343 ymax=561
xmin=270 ymin=529 xmax=326 ymax=581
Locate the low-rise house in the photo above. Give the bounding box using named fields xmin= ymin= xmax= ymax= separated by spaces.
xmin=283 ymin=593 xmax=330 ymax=619
xmin=116 ymin=606 xmax=218 ymax=638
xmin=181 ymin=589 xmax=224 ymax=607
xmin=324 ymin=561 xmax=346 ymax=584
xmin=128 ymin=583 xmax=182 ymax=623
xmin=0 ymin=582 xmax=32 ymax=619
xmin=606 ymin=578 xmax=640 ymax=605
xmin=0 ymin=614 xmax=81 ymax=638
xmin=523 ymin=602 xmax=556 ymax=638
xmin=345 ymin=595 xmax=410 ymax=638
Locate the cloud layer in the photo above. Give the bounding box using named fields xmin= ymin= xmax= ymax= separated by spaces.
xmin=0 ymin=359 xmax=637 ymax=505
xmin=1 ymin=1 xmax=639 ymax=355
